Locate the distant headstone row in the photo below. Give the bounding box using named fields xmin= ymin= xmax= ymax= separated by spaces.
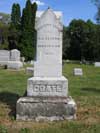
xmin=0 ymin=49 xmax=23 ymax=69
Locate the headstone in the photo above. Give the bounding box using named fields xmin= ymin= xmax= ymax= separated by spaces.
xmin=10 ymin=49 xmax=20 ymax=61
xmin=16 ymin=8 xmax=76 ymax=121
xmin=94 ymin=62 xmax=100 ymax=67
xmin=0 ymin=50 xmax=10 ymax=65
xmin=7 ymin=49 xmax=23 ymax=69
xmin=74 ymin=68 xmax=83 ymax=76
xmin=0 ymin=49 xmax=23 ymax=69
xmin=26 ymin=67 xmax=34 ymax=75
xmin=30 ymin=60 xmax=34 ymax=65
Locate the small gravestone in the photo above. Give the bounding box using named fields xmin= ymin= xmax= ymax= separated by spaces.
xmin=0 ymin=50 xmax=10 ymax=65
xmin=7 ymin=49 xmax=23 ymax=69
xmin=16 ymin=8 xmax=76 ymax=121
xmin=10 ymin=49 xmax=20 ymax=61
xmin=74 ymin=68 xmax=83 ymax=76
xmin=26 ymin=67 xmax=34 ymax=75
xmin=94 ymin=62 xmax=100 ymax=67
xmin=30 ymin=60 xmax=34 ymax=65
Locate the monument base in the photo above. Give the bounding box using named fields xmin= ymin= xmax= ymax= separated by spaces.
xmin=27 ymin=76 xmax=68 ymax=97
xmin=7 ymin=61 xmax=23 ymax=69
xmin=16 ymin=96 xmax=77 ymax=121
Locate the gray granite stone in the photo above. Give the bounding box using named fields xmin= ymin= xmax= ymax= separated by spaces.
xmin=16 ymin=96 xmax=76 ymax=121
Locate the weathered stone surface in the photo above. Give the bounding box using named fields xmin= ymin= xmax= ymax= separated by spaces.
xmin=27 ymin=76 xmax=68 ymax=97
xmin=34 ymin=8 xmax=63 ymax=77
xmin=16 ymin=96 xmax=76 ymax=121
xmin=16 ymin=8 xmax=77 ymax=121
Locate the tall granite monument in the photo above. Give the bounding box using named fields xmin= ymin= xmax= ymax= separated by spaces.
xmin=16 ymin=8 xmax=76 ymax=121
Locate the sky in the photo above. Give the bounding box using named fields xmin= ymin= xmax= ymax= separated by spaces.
xmin=0 ymin=0 xmax=97 ymax=26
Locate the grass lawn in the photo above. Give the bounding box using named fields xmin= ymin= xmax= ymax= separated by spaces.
xmin=0 ymin=63 xmax=100 ymax=133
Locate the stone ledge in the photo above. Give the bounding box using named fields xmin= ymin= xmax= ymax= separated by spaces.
xmin=16 ymin=96 xmax=77 ymax=121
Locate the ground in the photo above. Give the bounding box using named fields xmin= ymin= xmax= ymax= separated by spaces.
xmin=0 ymin=63 xmax=100 ymax=133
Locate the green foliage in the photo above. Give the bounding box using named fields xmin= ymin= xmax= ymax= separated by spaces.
xmin=20 ymin=128 xmax=30 ymax=133
xmin=0 ymin=22 xmax=9 ymax=49
xmin=11 ymin=3 xmax=21 ymax=30
xmin=64 ymin=19 xmax=100 ymax=61
xmin=8 ymin=3 xmax=21 ymax=50
xmin=0 ymin=125 xmax=8 ymax=133
xmin=63 ymin=26 xmax=70 ymax=59
xmin=92 ymin=0 xmax=100 ymax=23
xmin=20 ymin=0 xmax=37 ymax=61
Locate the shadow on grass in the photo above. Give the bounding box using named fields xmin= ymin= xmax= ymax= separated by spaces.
xmin=0 ymin=91 xmax=19 ymax=118
xmin=81 ymin=88 xmax=100 ymax=94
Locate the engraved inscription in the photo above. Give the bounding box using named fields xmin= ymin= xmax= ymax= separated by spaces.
xmin=33 ymin=84 xmax=62 ymax=92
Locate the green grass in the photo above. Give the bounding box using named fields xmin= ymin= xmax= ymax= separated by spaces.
xmin=0 ymin=63 xmax=100 ymax=133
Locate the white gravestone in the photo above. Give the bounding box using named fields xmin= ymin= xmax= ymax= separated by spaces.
xmin=34 ymin=10 xmax=62 ymax=77
xmin=16 ymin=8 xmax=76 ymax=121
xmin=74 ymin=68 xmax=83 ymax=76
xmin=94 ymin=62 xmax=100 ymax=67
xmin=7 ymin=49 xmax=23 ymax=69
xmin=10 ymin=49 xmax=20 ymax=61
xmin=28 ymin=8 xmax=67 ymax=97
xmin=0 ymin=50 xmax=10 ymax=65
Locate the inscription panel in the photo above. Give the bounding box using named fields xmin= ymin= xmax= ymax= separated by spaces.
xmin=27 ymin=77 xmax=68 ymax=97
xmin=33 ymin=84 xmax=62 ymax=92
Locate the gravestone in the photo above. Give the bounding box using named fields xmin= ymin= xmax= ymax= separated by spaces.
xmin=26 ymin=67 xmax=34 ymax=75
xmin=74 ymin=68 xmax=83 ymax=76
xmin=8 ymin=49 xmax=23 ymax=69
xmin=16 ymin=8 xmax=76 ymax=121
xmin=10 ymin=49 xmax=20 ymax=61
xmin=94 ymin=62 xmax=100 ymax=67
xmin=0 ymin=50 xmax=10 ymax=65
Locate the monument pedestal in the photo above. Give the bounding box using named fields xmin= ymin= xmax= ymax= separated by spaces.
xmin=16 ymin=76 xmax=77 ymax=121
xmin=27 ymin=76 xmax=68 ymax=97
xmin=16 ymin=96 xmax=76 ymax=121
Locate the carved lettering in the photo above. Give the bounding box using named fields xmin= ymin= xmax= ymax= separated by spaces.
xmin=33 ymin=84 xmax=62 ymax=92
xmin=34 ymin=85 xmax=39 ymax=92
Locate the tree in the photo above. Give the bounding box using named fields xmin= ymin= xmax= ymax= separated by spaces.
xmin=20 ymin=0 xmax=37 ymax=60
xmin=63 ymin=26 xmax=70 ymax=59
xmin=11 ymin=3 xmax=21 ymax=30
xmin=67 ymin=19 xmax=97 ymax=61
xmin=92 ymin=0 xmax=100 ymax=23
xmin=9 ymin=3 xmax=21 ymax=50
xmin=68 ymin=19 xmax=87 ymax=60
xmin=0 ymin=22 xmax=9 ymax=49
